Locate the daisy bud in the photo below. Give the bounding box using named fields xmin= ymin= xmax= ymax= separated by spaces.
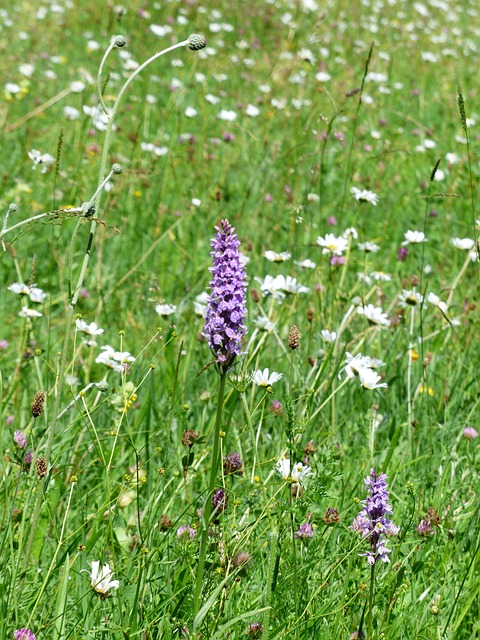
xmin=187 ymin=33 xmax=207 ymax=51
xmin=31 ymin=391 xmax=45 ymax=418
xmin=113 ymin=35 xmax=127 ymax=48
xmin=112 ymin=163 xmax=123 ymax=174
xmin=9 ymin=203 xmax=18 ymax=213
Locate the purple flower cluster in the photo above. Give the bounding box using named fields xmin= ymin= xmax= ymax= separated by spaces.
xmin=14 ymin=630 xmax=36 ymax=640
xmin=295 ymin=522 xmax=314 ymax=540
xmin=351 ymin=469 xmax=398 ymax=565
xmin=203 ymin=219 xmax=247 ymax=374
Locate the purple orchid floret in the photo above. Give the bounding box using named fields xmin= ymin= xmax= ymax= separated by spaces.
xmin=203 ymin=219 xmax=247 ymax=373
xmin=351 ymin=468 xmax=398 ymax=565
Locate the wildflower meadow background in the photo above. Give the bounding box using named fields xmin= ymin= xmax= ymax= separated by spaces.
xmin=1 ymin=0 xmax=480 ymax=638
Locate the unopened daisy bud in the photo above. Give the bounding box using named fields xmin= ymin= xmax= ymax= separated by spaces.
xmin=9 ymin=203 xmax=18 ymax=213
xmin=187 ymin=33 xmax=207 ymax=51
xmin=96 ymin=380 xmax=109 ymax=392
xmin=31 ymin=391 xmax=45 ymax=418
xmin=35 ymin=456 xmax=48 ymax=478
xmin=81 ymin=202 xmax=96 ymax=217
xmin=113 ymin=35 xmax=127 ymax=48
xmin=288 ymin=324 xmax=301 ymax=350
xmin=112 ymin=163 xmax=123 ymax=175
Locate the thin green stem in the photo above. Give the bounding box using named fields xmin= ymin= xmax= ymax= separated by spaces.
xmin=193 ymin=373 xmax=227 ymax=624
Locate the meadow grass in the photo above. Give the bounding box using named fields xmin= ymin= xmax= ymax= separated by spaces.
xmin=1 ymin=0 xmax=480 ymax=638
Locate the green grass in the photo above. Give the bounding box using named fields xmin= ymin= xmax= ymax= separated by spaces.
xmin=1 ymin=0 xmax=480 ymax=638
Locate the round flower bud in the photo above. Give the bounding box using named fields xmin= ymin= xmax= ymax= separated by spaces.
xmin=96 ymin=380 xmax=109 ymax=392
xmin=8 ymin=203 xmax=18 ymax=213
xmin=114 ymin=35 xmax=127 ymax=48
xmin=112 ymin=163 xmax=123 ymax=175
xmin=187 ymin=34 xmax=207 ymax=51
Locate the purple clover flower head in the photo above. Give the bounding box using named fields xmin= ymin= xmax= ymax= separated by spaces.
xmin=223 ymin=452 xmax=243 ymax=476
xmin=397 ymin=246 xmax=408 ymax=262
xmin=203 ymin=219 xmax=247 ymax=374
xmin=177 ymin=524 xmax=197 ymax=540
xmin=211 ymin=488 xmax=228 ymax=514
xmin=14 ymin=630 xmax=37 ymax=640
xmin=351 ymin=468 xmax=398 ymax=565
xmin=463 ymin=426 xmax=478 ymax=440
xmin=417 ymin=518 xmax=435 ymax=537
xmin=295 ymin=522 xmax=314 ymax=539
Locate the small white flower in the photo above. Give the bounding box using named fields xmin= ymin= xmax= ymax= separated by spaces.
xmin=8 ymin=283 xmax=30 ymax=295
xmin=194 ymin=291 xmax=209 ymax=317
xmin=276 ymin=457 xmax=312 ymax=484
xmin=191 ymin=198 xmax=201 ymax=207
xmin=86 ymin=561 xmax=119 ymax=597
xmin=307 ymin=193 xmax=320 ymax=202
xmin=358 ymin=367 xmax=388 ymax=390
xmin=315 ymin=71 xmax=331 ymax=82
xmin=276 ymin=456 xmax=291 ymax=480
xmin=427 ymin=292 xmax=448 ymax=314
xmin=254 ymin=316 xmax=276 ymax=332
xmin=29 ymin=287 xmax=46 ymax=303
xmin=399 ymin=289 xmax=423 ymax=306
xmin=19 ymin=307 xmax=42 ymax=318
xmin=264 ymin=250 xmax=291 ymax=262
xmin=64 ymin=106 xmax=80 ymax=120
xmin=445 ymin=152 xmax=460 ymax=164
xmin=342 ymin=227 xmax=359 ymax=240
xmin=252 ymin=368 xmax=283 ymax=387
xmin=155 ymin=303 xmax=177 ymax=316
xmin=291 ymin=462 xmax=313 ymax=483
xmin=320 ymin=329 xmax=337 ymax=343
xmin=76 ymin=319 xmax=104 ymax=336
xmin=184 ymin=106 xmax=197 ymax=118
xmin=357 ymin=304 xmax=390 ymax=327
xmin=276 ymin=275 xmax=309 ymax=294
xmin=351 ymin=186 xmax=379 ymax=205
xmin=402 ymin=230 xmax=427 ymax=245
xmin=358 ymin=242 xmax=380 ymax=253
xmin=96 ymin=346 xmax=134 ymax=373
xmin=316 ymin=233 xmax=349 ymax=256
xmin=217 ymin=109 xmax=237 ymax=121
xmin=451 ymin=237 xmax=474 ymax=250
xmin=370 ymin=271 xmax=392 ymax=281
xmin=294 ymin=258 xmax=316 ymax=269
xmin=343 ymin=353 xmax=374 ymax=379
xmin=28 ymin=149 xmax=55 ymax=173
xmin=245 ymin=104 xmax=260 ymax=117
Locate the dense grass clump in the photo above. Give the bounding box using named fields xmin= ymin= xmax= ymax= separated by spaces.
xmin=1 ymin=1 xmax=480 ymax=638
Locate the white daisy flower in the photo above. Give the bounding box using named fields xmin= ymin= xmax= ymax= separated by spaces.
xmin=351 ymin=186 xmax=379 ymax=205
xmin=357 ymin=304 xmax=390 ymax=327
xmin=402 ymin=230 xmax=427 ymax=245
xmin=86 ymin=561 xmax=119 ymax=597
xmin=252 ymin=368 xmax=283 ymax=387
xmin=155 ymin=304 xmax=177 ymax=317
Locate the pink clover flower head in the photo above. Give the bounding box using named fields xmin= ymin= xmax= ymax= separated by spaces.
xmin=14 ymin=630 xmax=37 ymax=640
xmin=203 ymin=220 xmax=247 ymax=374
xmin=463 ymin=426 xmax=478 ymax=440
xmin=14 ymin=430 xmax=27 ymax=449
xmin=177 ymin=524 xmax=197 ymax=540
xmin=295 ymin=522 xmax=314 ymax=539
